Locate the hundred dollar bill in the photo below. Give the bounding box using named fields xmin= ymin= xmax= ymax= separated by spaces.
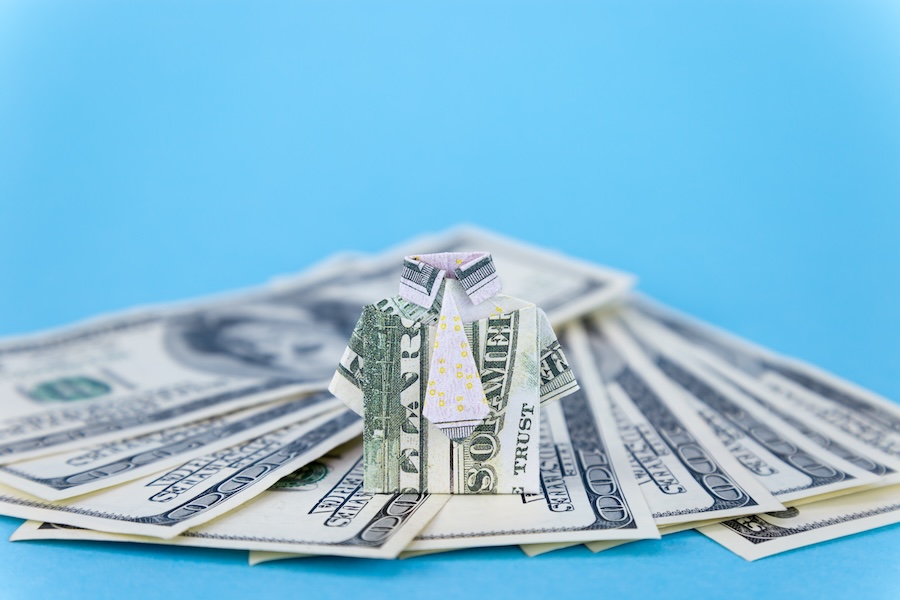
xmin=620 ymin=313 xmax=881 ymax=503
xmin=632 ymin=295 xmax=900 ymax=472
xmin=0 ymin=392 xmax=340 ymax=500
xmin=0 ymin=409 xmax=362 ymax=538
xmin=10 ymin=440 xmax=450 ymax=559
xmin=696 ymin=483 xmax=900 ymax=560
xmin=0 ymin=227 xmax=632 ymax=463
xmin=404 ymin=330 xmax=657 ymax=551
xmin=578 ymin=317 xmax=785 ymax=525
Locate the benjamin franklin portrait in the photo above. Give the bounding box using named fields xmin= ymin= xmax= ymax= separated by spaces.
xmin=163 ymin=260 xmax=398 ymax=382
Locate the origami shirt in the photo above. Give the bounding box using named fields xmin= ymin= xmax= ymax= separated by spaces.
xmin=329 ymin=253 xmax=579 ymax=494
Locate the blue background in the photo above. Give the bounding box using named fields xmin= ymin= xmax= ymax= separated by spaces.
xmin=1 ymin=1 xmax=898 ymax=598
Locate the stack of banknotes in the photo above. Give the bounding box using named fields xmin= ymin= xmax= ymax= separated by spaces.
xmin=1 ymin=227 xmax=898 ymax=563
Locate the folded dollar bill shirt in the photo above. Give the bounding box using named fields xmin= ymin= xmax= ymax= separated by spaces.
xmin=329 ymin=252 xmax=579 ymax=494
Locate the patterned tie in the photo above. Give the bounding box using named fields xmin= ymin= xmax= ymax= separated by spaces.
xmin=421 ymin=287 xmax=490 ymax=442
xmin=399 ymin=252 xmax=500 ymax=442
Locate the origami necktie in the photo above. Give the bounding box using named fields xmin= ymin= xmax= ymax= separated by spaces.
xmin=398 ymin=252 xmax=501 ymax=442
xmin=422 ymin=288 xmax=490 ymax=442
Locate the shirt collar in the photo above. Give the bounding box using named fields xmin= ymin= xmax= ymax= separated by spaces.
xmin=399 ymin=252 xmax=501 ymax=309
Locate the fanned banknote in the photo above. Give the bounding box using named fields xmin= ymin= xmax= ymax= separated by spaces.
xmin=0 ymin=227 xmax=632 ymax=463
xmin=696 ymin=483 xmax=900 ymax=560
xmin=0 ymin=409 xmax=362 ymax=537
xmin=619 ymin=313 xmax=881 ymax=503
xmin=8 ymin=440 xmax=449 ymax=559
xmin=631 ymin=295 xmax=900 ymax=473
xmin=0 ymin=393 xmax=340 ymax=500
xmin=624 ymin=311 xmax=900 ymax=485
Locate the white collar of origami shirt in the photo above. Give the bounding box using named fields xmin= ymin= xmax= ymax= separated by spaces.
xmin=399 ymin=252 xmax=501 ymax=309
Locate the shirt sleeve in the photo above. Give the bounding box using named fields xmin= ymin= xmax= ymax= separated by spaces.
xmin=327 ymin=305 xmax=371 ymax=416
xmin=537 ymin=308 xmax=580 ymax=405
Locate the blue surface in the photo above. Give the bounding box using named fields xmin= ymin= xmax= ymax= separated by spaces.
xmin=1 ymin=1 xmax=899 ymax=599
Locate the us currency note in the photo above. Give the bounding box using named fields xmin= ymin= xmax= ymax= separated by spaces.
xmin=0 ymin=392 xmax=340 ymax=500
xmin=342 ymin=303 xmax=565 ymax=495
xmin=620 ymin=314 xmax=881 ymax=503
xmin=697 ymin=484 xmax=900 ymax=560
xmin=632 ymin=295 xmax=900 ymax=473
xmin=578 ymin=317 xmax=784 ymax=526
xmin=10 ymin=440 xmax=450 ymax=559
xmin=404 ymin=332 xmax=657 ymax=550
xmin=0 ymin=227 xmax=632 ymax=463
xmin=0 ymin=408 xmax=362 ymax=538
